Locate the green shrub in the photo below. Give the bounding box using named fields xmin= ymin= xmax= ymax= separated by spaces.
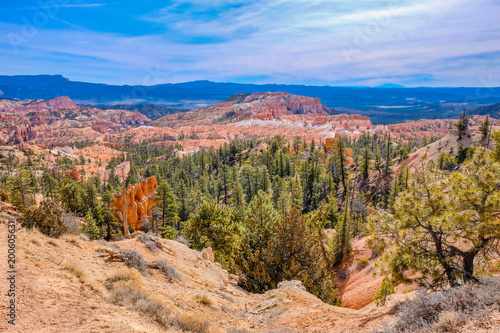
xmin=356 ymin=259 xmax=369 ymax=270
xmin=375 ymin=276 xmax=395 ymax=307
xmin=160 ymin=226 xmax=178 ymax=240
xmin=19 ymin=200 xmax=68 ymax=238
xmin=82 ymin=213 xmax=100 ymax=240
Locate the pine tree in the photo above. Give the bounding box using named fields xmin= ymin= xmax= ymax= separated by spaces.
xmin=333 ymin=137 xmax=348 ymax=196
xmin=82 ymin=213 xmax=100 ymax=240
xmin=268 ymin=206 xmax=339 ymax=305
xmin=361 ymin=147 xmax=370 ymax=180
xmin=332 ymin=192 xmax=351 ymax=266
xmin=218 ymin=164 xmax=232 ymax=205
xmin=308 ymin=193 xmax=340 ymax=268
xmin=384 ymin=135 xmax=392 ymax=175
xmin=41 ymin=172 xmax=58 ymax=199
xmin=374 ymin=149 xmax=382 ymax=174
xmin=9 ymin=169 xmax=34 ymax=209
xmin=157 ymin=181 xmax=180 ymax=230
xmin=454 ymin=108 xmax=469 ymax=140
xmin=240 ymin=164 xmax=256 ymax=203
xmin=375 ymin=276 xmax=395 ymax=306
xmin=235 ymin=191 xmax=280 ymax=293
xmin=101 ymin=190 xmax=115 ymax=208
xmin=479 ymin=114 xmax=491 ymax=143
xmin=370 ymin=149 xmax=500 ymax=287
xmin=293 ymin=136 xmax=301 ymax=154
xmin=183 ymin=199 xmax=240 ymax=269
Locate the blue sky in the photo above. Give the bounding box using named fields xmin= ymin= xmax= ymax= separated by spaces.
xmin=0 ymin=0 xmax=499 ymax=87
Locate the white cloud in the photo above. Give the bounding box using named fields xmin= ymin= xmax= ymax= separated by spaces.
xmin=1 ymin=0 xmax=499 ymax=86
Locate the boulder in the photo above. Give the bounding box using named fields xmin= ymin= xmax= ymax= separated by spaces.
xmin=201 ymin=247 xmax=215 ymax=263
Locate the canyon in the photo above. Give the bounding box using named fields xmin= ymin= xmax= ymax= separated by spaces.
xmin=2 ymin=93 xmax=494 ymax=153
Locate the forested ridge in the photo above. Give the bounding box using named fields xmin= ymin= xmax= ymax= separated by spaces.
xmin=2 ymin=115 xmax=499 ymax=307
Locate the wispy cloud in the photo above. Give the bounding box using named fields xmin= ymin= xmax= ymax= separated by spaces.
xmin=0 ymin=0 xmax=499 ymax=86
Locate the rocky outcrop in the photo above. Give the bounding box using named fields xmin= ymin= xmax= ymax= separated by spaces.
xmin=9 ymin=125 xmax=36 ymax=144
xmin=111 ymin=176 xmax=158 ymax=230
xmin=201 ymin=247 xmax=215 ymax=263
xmin=11 ymin=96 xmax=78 ymax=112
xmin=153 ymin=92 xmax=332 ymax=127
xmin=114 ymin=161 xmax=131 ymax=181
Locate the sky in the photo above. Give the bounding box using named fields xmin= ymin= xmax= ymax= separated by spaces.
xmin=0 ymin=0 xmax=499 ymax=87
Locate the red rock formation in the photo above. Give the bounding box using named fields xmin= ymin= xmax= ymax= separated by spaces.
xmin=313 ymin=117 xmax=328 ymax=125
xmin=66 ymin=170 xmax=81 ymax=181
xmin=153 ymin=91 xmax=332 ymax=126
xmin=111 ymin=176 xmax=158 ymax=230
xmin=12 ymin=96 xmax=78 ymax=112
xmin=10 ymin=125 xmax=36 ymax=144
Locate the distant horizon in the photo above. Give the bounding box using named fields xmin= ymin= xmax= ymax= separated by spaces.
xmin=1 ymin=74 xmax=499 ymax=89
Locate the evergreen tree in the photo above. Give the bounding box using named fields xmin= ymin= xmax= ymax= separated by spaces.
xmin=361 ymin=147 xmax=370 ymax=180
xmin=9 ymin=169 xmax=34 ymax=209
xmin=82 ymin=213 xmax=100 ymax=240
xmin=332 ymin=192 xmax=351 ymax=266
xmin=370 ymin=149 xmax=500 ymax=287
xmin=479 ymin=114 xmax=491 ymax=142
xmin=454 ymin=108 xmax=469 ymax=140
xmin=375 ymin=276 xmax=395 ymax=306
xmin=156 ymin=181 xmax=180 ymax=230
xmin=183 ymin=199 xmax=240 ymax=269
xmin=268 ymin=206 xmax=339 ymax=305
xmin=40 ymin=172 xmax=58 ymax=199
xmin=384 ymin=135 xmax=392 ymax=175
xmin=235 ymin=191 xmax=280 ymax=292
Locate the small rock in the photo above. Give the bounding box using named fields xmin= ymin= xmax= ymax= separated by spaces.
xmin=201 ymin=247 xmax=215 ymax=262
xmin=277 ymin=280 xmax=306 ymax=290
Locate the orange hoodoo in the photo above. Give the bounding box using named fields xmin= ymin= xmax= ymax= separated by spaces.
xmin=111 ymin=176 xmax=158 ymax=230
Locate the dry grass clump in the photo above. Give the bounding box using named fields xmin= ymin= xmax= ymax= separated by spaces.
xmin=116 ymin=249 xmax=148 ymax=273
xmin=373 ymin=278 xmax=500 ymax=333
xmin=151 ymin=259 xmax=181 ymax=283
xmin=109 ymin=283 xmax=172 ymax=327
xmin=195 ymin=294 xmax=212 ymax=306
xmin=62 ymin=258 xmax=104 ymax=293
xmin=135 ymin=298 xmax=171 ymax=327
xmin=109 ymin=283 xmax=148 ymax=305
xmin=63 ymin=235 xmax=81 ymax=248
xmin=107 ymin=267 xmax=143 ymax=285
xmin=175 ymin=312 xmax=210 ymax=333
xmin=137 ymin=233 xmax=159 ymax=253
xmin=63 ymin=259 xmax=87 ymax=280
xmin=433 ymin=311 xmax=466 ymax=332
